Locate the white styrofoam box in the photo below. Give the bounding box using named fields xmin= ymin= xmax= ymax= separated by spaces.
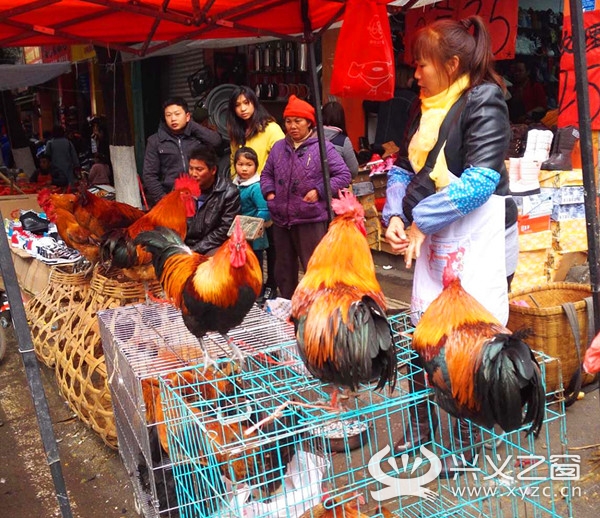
xmin=551 ymin=203 xmax=585 ymax=221
xmin=553 ymin=186 xmax=585 ymax=205
xmin=513 ymin=190 xmax=553 ymax=217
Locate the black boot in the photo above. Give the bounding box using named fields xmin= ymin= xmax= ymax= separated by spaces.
xmin=394 ymin=360 xmax=438 ymax=454
xmin=439 ymin=418 xmax=482 ymax=479
xmin=541 ymin=126 xmax=580 ymax=171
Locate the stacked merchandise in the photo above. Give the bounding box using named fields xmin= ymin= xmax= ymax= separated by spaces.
xmin=351 ymin=178 xmax=380 ymax=250
xmin=510 ymin=126 xmax=588 ymax=291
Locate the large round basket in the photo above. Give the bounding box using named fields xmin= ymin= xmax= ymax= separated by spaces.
xmin=508 ymin=282 xmax=596 ymax=398
xmin=53 ymin=264 xmax=162 ymax=449
xmin=26 ymin=263 xmax=93 ymax=368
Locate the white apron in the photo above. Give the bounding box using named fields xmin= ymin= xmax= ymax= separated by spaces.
xmin=411 ymin=194 xmax=508 ymax=326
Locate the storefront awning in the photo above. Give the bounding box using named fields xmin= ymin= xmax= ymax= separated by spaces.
xmin=0 ymin=62 xmax=71 ymax=91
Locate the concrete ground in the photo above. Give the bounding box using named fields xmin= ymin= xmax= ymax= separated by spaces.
xmin=0 ymin=253 xmax=599 ymax=517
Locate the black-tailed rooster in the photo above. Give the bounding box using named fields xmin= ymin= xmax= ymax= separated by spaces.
xmin=291 ymin=190 xmax=397 ymax=404
xmin=134 ymin=218 xmax=262 ymax=365
xmin=412 ymin=259 xmax=545 ymax=435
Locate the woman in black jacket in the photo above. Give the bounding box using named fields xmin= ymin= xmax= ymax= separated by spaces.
xmin=382 ymin=15 xmax=518 ymax=473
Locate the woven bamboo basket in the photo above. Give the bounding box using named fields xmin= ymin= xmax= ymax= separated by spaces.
xmin=508 ymin=282 xmax=596 ymax=396
xmin=54 ymin=264 xmax=162 ymax=449
xmin=25 ymin=263 xmax=93 ymax=368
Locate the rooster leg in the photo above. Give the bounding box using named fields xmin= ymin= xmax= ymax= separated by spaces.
xmin=198 ymin=337 xmax=219 ymax=373
xmin=220 ymin=333 xmax=246 ymax=367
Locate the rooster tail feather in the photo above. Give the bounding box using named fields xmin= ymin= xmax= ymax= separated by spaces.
xmin=478 ymin=335 xmax=545 ymax=435
xmin=100 ymin=227 xmax=134 ymax=267
xmin=134 ymin=227 xmax=188 ymax=278
xmin=362 ymin=296 xmax=397 ymax=392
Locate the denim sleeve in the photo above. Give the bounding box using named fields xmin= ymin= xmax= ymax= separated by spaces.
xmin=381 ymin=165 xmax=413 ymax=226
xmin=412 ymin=166 xmax=500 ymax=234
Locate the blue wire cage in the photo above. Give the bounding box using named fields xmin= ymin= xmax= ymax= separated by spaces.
xmin=99 ymin=301 xmax=573 ymax=518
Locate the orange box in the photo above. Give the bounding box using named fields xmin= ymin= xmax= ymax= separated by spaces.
xmin=518 ymin=214 xmax=551 ymax=235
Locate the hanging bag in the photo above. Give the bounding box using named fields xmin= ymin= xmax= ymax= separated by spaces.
xmin=330 ymin=0 xmax=395 ymax=100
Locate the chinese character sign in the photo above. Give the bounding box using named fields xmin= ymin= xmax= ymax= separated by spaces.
xmin=558 ymin=7 xmax=600 ymax=129
xmin=404 ymin=0 xmax=518 ymax=62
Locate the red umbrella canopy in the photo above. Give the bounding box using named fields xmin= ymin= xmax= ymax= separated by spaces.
xmin=0 ymin=0 xmax=355 ymax=55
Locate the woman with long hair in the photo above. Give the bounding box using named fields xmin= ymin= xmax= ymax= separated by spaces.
xmin=227 ymin=85 xmax=285 ymax=300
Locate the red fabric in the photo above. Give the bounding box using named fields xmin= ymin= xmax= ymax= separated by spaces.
xmin=283 ymin=95 xmax=316 ymax=125
xmin=584 ymin=331 xmax=600 ymax=375
xmin=330 ymin=0 xmax=395 ymax=100
xmin=0 ymin=1 xmax=348 ymax=50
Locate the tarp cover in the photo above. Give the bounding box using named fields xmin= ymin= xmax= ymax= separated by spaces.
xmin=0 ymin=62 xmax=71 ymax=90
xmin=0 ymin=0 xmax=361 ymax=55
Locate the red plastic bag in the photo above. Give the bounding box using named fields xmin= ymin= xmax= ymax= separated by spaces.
xmin=330 ymin=0 xmax=395 ymax=101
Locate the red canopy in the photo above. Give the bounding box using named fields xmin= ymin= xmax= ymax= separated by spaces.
xmin=0 ymin=0 xmax=370 ymax=55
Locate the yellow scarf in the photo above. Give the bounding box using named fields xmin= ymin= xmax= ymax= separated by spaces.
xmin=408 ymin=74 xmax=470 ymax=189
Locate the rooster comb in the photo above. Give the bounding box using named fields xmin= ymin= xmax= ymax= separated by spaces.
xmin=331 ymin=189 xmax=364 ymax=218
xmin=174 ymin=174 xmax=201 ymax=197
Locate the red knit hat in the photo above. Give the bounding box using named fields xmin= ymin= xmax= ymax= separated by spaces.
xmin=283 ymin=95 xmax=316 ymax=126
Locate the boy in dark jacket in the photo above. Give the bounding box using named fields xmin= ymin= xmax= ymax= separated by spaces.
xmin=142 ymin=97 xmax=222 ymax=206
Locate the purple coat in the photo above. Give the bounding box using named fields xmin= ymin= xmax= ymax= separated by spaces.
xmin=260 ymin=134 xmax=351 ymax=227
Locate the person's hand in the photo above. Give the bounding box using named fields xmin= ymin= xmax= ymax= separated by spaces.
xmin=303 ymin=189 xmax=319 ymax=203
xmin=384 ymin=216 xmax=409 ymax=255
xmin=405 ymin=223 xmax=427 ymax=269
xmin=266 ymin=193 xmax=275 ymax=201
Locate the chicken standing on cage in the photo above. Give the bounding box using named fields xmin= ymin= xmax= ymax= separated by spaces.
xmin=135 ymin=218 xmax=262 ymax=366
xmin=291 ymin=190 xmax=397 ymax=405
xmin=412 ymin=256 xmax=546 ymax=435
xmin=298 ymin=493 xmax=394 ymax=518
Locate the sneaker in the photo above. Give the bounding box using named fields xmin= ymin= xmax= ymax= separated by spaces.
xmin=263 ymin=287 xmax=276 ymax=300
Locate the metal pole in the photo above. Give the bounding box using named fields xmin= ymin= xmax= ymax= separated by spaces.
xmin=301 ymin=0 xmax=334 ymax=222
xmin=569 ymin=0 xmax=600 ymax=336
xmin=0 ymin=214 xmax=73 ymax=518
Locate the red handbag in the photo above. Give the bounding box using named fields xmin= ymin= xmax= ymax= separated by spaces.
xmin=330 ymin=0 xmax=395 ymax=101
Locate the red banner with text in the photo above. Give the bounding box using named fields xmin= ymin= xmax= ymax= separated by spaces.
xmin=404 ymin=0 xmax=518 ymax=62
xmin=558 ymin=8 xmax=600 ymax=129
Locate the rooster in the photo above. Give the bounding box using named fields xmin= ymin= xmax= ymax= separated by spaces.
xmin=299 ymin=493 xmax=394 ymax=518
xmin=412 ymin=259 xmax=545 ymax=435
xmin=100 ymin=175 xmax=200 ymax=281
xmin=37 ymin=188 xmax=144 ymax=263
xmin=291 ymin=190 xmax=396 ymax=405
xmin=134 ymin=218 xmax=262 ymax=365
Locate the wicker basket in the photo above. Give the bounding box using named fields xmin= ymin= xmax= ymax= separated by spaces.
xmin=508 ymin=282 xmax=596 ymax=396
xmin=26 ymin=263 xmax=93 ymax=367
xmin=53 ymin=264 xmax=162 ymax=449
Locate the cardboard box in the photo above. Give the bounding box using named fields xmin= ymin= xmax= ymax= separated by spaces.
xmin=552 ymin=219 xmax=588 ymax=252
xmin=512 ymin=249 xmax=550 ymax=292
xmin=518 ymin=230 xmax=552 ymax=252
xmin=9 ymin=247 xmax=50 ymax=295
xmin=548 ymin=251 xmax=588 ymax=282
xmin=539 ymin=169 xmax=583 ymax=189
xmin=554 ymin=186 xmax=585 ymax=205
xmin=518 ymin=214 xmax=551 ymax=234
xmin=370 ymin=173 xmax=388 ymax=190
xmin=0 ymin=194 xmax=42 ymax=220
xmin=0 ymin=195 xmax=47 ymax=295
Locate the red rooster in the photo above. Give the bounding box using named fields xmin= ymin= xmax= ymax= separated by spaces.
xmin=412 ymin=259 xmax=545 ymax=435
xmin=100 ymin=175 xmax=199 ymax=280
xmin=290 ymin=190 xmax=396 ymax=403
xmin=37 ymin=188 xmax=144 ymax=263
xmin=134 ymin=218 xmax=263 ymax=365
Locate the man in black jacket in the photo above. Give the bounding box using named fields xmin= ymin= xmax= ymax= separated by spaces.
xmin=185 ymin=145 xmax=240 ymax=255
xmin=142 ymin=97 xmax=222 ymax=206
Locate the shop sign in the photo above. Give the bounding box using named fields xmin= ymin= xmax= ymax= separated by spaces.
xmin=71 ymin=44 xmax=96 ymax=62
xmin=404 ymin=0 xmax=518 ymax=61
xmin=42 ymin=45 xmax=71 ymax=63
xmin=582 ymin=0 xmax=596 ymax=12
xmin=23 ymin=47 xmax=42 ymax=64
xmin=559 ymin=8 xmax=600 ymax=129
